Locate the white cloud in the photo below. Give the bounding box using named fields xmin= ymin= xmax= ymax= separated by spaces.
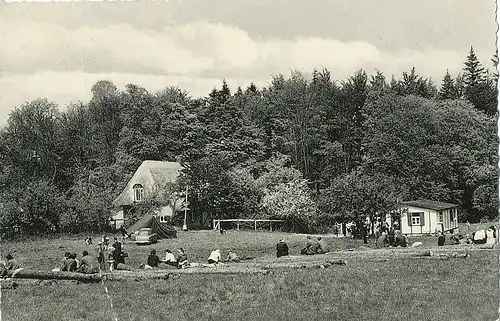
xmin=0 ymin=19 xmax=479 ymax=125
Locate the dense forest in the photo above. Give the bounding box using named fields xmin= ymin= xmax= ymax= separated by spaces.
xmin=0 ymin=47 xmax=498 ymax=238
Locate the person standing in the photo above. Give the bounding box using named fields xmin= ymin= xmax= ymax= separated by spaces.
xmin=362 ymin=223 xmax=368 ymax=245
xmin=276 ymin=238 xmax=289 ymax=258
xmin=96 ymin=241 xmax=106 ymax=271
xmin=112 ymin=237 xmax=122 ymax=267
xmin=438 ymin=232 xmax=446 ymax=246
xmin=119 ymin=226 xmax=128 ymax=243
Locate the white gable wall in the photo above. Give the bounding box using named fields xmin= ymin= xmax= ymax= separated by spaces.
xmin=126 ymin=169 xmax=156 ymax=202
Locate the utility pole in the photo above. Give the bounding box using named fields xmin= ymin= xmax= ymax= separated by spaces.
xmin=183 ymin=186 xmax=188 ymax=231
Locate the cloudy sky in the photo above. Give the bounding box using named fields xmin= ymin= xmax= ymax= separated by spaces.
xmin=0 ymin=0 xmax=497 ymax=124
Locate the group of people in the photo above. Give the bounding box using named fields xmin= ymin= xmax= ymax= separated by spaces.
xmin=141 ymin=248 xmax=190 ymax=270
xmin=97 ymin=236 xmax=127 ymax=270
xmin=376 ymin=230 xmax=410 ymax=248
xmin=272 ymin=236 xmax=331 ymax=258
xmin=54 ymin=251 xmax=98 ymax=274
xmin=141 ymin=247 xmax=242 ymax=270
xmin=51 ymin=236 xmax=127 ymax=274
xmin=439 ymin=226 xmax=497 ymax=246
xmin=299 ymin=236 xmax=331 ymax=255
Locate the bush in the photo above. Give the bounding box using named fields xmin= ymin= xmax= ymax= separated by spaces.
xmin=0 ymin=179 xmax=66 ymax=239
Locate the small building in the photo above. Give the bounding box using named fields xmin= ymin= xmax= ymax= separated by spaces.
xmin=398 ymin=200 xmax=459 ymax=235
xmin=111 ymin=160 xmax=187 ymax=229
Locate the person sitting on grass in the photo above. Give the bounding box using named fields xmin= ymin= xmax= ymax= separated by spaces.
xmin=388 ymin=227 xmax=396 ymax=247
xmin=394 ymin=232 xmax=407 ymax=247
xmin=276 ymin=238 xmax=289 ymax=258
xmin=161 ymin=249 xmax=177 ymax=267
xmin=463 ymin=234 xmax=473 ymax=244
xmin=208 ymin=249 xmax=221 ymax=264
xmin=145 ymin=249 xmax=160 ymax=269
xmin=403 ymin=234 xmax=410 ymax=247
xmin=56 ymin=252 xmax=71 ymax=271
xmin=176 ymin=248 xmax=189 ymax=269
xmin=77 ymin=250 xmax=97 ymax=274
xmin=450 ymin=233 xmax=461 ymax=245
xmin=66 ymin=253 xmax=78 ymax=272
xmin=316 ymin=236 xmax=330 ymax=254
xmin=300 ymin=236 xmax=317 ymax=255
xmin=226 ymin=250 xmax=240 ymax=263
xmin=376 ymin=232 xmax=388 ymax=248
xmin=0 ymin=254 xmax=21 ymax=277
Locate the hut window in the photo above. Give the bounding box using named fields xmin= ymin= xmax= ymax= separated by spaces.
xmin=133 ymin=184 xmax=144 ymax=202
xmin=411 ymin=213 xmax=421 ymax=226
xmin=438 ymin=211 xmax=443 ymax=223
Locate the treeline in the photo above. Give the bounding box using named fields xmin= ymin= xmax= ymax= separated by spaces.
xmin=0 ymin=47 xmax=497 ymax=238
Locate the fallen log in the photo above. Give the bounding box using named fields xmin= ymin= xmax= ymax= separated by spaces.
xmin=325 ymin=259 xmax=348 ymax=266
xmin=5 ymin=269 xmax=103 ymax=283
xmin=4 ymin=269 xmax=171 ymax=283
xmin=162 ymin=268 xmax=269 ymax=275
xmin=217 ymin=260 xmax=347 ymax=270
xmin=411 ymin=249 xmax=434 ymax=257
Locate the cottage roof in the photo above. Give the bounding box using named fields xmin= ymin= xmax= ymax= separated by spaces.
xmin=113 ymin=160 xmax=184 ymax=206
xmin=399 ymin=199 xmax=458 ymax=211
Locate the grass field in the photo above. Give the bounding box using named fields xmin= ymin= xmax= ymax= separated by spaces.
xmin=1 ymin=227 xmax=498 ymax=321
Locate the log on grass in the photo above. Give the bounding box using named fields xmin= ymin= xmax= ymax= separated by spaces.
xmin=325 ymin=259 xmax=348 ymax=266
xmin=410 ymin=249 xmax=434 ymax=257
xmin=4 ymin=269 xmax=172 ymax=283
xmin=242 ymin=261 xmax=347 ymax=270
xmin=103 ymin=271 xmax=171 ymax=282
xmin=166 ymin=267 xmax=269 ymax=275
xmin=5 ymin=269 xmax=103 ymax=283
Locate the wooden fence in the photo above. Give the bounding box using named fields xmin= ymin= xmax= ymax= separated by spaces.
xmin=213 ymin=219 xmax=284 ymax=232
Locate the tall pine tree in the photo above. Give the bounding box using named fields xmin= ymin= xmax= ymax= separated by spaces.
xmin=462 ymin=46 xmax=497 ymax=115
xmin=463 ymin=46 xmax=486 ymax=86
xmin=438 ymin=70 xmax=458 ymax=100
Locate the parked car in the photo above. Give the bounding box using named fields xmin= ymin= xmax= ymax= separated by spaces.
xmin=133 ymin=228 xmax=158 ymax=245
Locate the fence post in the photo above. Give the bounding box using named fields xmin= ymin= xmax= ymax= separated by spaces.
xmin=270 ymin=221 xmax=272 ymax=232
xmin=237 ymin=220 xmax=240 ymax=230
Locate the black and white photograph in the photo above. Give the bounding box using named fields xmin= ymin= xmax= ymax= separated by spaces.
xmin=0 ymin=0 xmax=498 ymax=320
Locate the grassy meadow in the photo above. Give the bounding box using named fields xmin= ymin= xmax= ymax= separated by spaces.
xmin=1 ymin=226 xmax=498 ymax=321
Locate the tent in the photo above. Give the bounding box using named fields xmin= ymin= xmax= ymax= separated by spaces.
xmin=127 ymin=214 xmax=177 ymax=239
